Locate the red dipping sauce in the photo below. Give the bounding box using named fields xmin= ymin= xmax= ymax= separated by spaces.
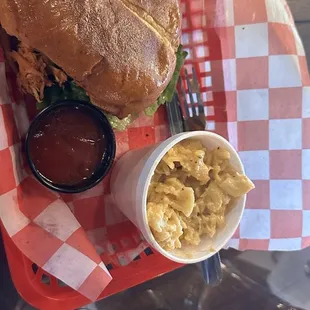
xmin=29 ymin=105 xmax=107 ymax=185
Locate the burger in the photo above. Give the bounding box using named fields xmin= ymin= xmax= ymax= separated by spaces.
xmin=0 ymin=0 xmax=186 ymax=130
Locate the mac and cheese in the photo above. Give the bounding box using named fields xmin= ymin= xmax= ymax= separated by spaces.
xmin=147 ymin=139 xmax=254 ymax=251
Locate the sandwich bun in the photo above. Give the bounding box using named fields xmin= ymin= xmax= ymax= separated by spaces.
xmin=0 ymin=0 xmax=181 ymax=118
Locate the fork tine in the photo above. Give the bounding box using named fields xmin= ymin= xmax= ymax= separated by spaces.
xmin=178 ymin=77 xmax=190 ymax=119
xmin=192 ymin=66 xmax=205 ymax=116
xmin=167 ymin=93 xmax=184 ymax=135
xmin=184 ymin=69 xmax=196 ymax=114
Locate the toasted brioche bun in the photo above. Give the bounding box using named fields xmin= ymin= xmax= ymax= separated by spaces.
xmin=0 ymin=0 xmax=181 ymax=118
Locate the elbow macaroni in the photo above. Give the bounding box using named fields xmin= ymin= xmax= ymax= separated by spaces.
xmin=147 ymin=139 xmax=255 ymax=251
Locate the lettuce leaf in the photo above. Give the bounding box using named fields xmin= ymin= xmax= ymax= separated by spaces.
xmin=144 ymin=45 xmax=188 ymax=117
xmin=39 ymin=81 xmax=90 ymax=110
xmin=105 ymin=114 xmax=135 ymax=132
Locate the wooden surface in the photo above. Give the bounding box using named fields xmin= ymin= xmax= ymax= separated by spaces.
xmin=287 ymin=0 xmax=310 ymax=67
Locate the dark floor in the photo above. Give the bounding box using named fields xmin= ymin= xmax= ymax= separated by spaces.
xmin=288 ymin=0 xmax=310 ymax=70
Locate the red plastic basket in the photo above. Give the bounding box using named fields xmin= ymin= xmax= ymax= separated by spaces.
xmin=1 ymin=222 xmax=182 ymax=309
xmin=0 ymin=1 xmax=226 ymax=308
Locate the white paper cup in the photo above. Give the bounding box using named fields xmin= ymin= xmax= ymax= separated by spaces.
xmin=110 ymin=131 xmax=246 ymax=264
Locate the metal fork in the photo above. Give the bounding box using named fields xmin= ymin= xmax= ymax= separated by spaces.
xmin=166 ymin=66 xmax=223 ymax=286
xmin=178 ymin=67 xmax=206 ymax=132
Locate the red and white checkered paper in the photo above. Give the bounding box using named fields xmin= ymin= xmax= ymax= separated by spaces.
xmin=0 ymin=0 xmax=310 ymax=301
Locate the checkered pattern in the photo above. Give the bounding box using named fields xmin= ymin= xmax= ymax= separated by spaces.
xmin=180 ymin=0 xmax=310 ymax=251
xmin=0 ymin=0 xmax=309 ymax=301
xmin=0 ymin=65 xmax=113 ymax=301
